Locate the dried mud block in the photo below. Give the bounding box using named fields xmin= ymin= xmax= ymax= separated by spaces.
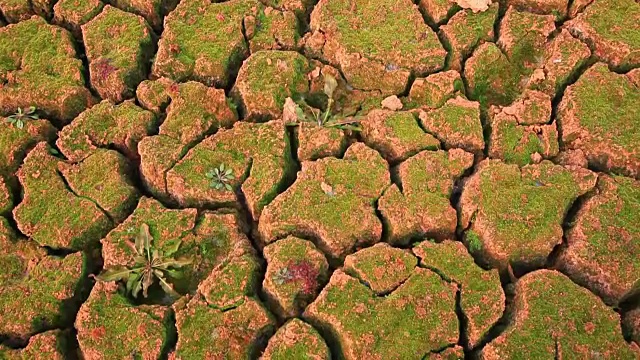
xmin=526 ymin=29 xmax=591 ymax=96
xmin=343 ymin=243 xmax=416 ymax=295
xmin=136 ymin=78 xmax=237 ymax=198
xmin=0 ymin=0 xmax=32 ymax=23
xmin=0 ymin=330 xmax=67 ymax=359
xmin=488 ymin=90 xmax=559 ymax=165
xmin=261 ymin=318 xmax=331 ymax=360
xmin=109 ymin=0 xmax=178 ymax=31
xmin=553 ymin=149 xmax=588 ymax=168
xmin=232 ymin=51 xmax=312 ymax=121
xmin=165 ymin=120 xmax=294 ymax=219
xmin=460 ymin=160 xmax=597 ymax=269
xmin=13 ymin=143 xmax=113 ymax=250
xmin=82 ymin=6 xmax=154 ymax=103
xmin=568 ymin=0 xmax=640 ymax=70
xmin=440 ymin=3 xmax=498 ymax=71
xmin=57 ymin=100 xmax=158 ymax=163
xmin=263 ymin=237 xmax=329 ymax=318
xmin=297 ymin=124 xmax=348 ymax=161
xmin=506 ymin=0 xmax=569 ymax=19
xmin=245 ymin=7 xmax=299 ymax=52
xmin=0 ymin=117 xmax=56 ymax=179
xmin=498 ymin=7 xmax=555 ymax=72
xmin=379 ymin=149 xmax=474 ymax=245
xmin=360 ymin=110 xmax=440 ymax=163
xmin=0 ymin=18 xmax=94 ymax=124
xmin=0 ymin=246 xmax=89 ymax=342
xmin=482 ymin=270 xmax=638 ymax=359
xmin=259 ymin=143 xmax=390 ymax=262
xmin=53 ymin=0 xmax=103 ymax=36
xmin=465 ymin=42 xmax=521 ymax=106
xmin=406 ymin=70 xmax=463 ymax=109
xmin=153 ymin=0 xmax=281 ymax=87
xmin=419 ymin=96 xmax=484 ymax=155
xmin=260 ymin=0 xmax=314 ymax=17
xmin=417 ymin=0 xmax=457 ymax=24
xmin=557 ymin=175 xmax=639 ymax=305
xmin=303 ymin=266 xmax=459 ymax=359
xmin=75 ymin=281 xmax=172 ymax=360
xmin=414 ymin=240 xmax=504 ymax=348
xmin=102 ymin=197 xmax=247 ymax=292
xmin=173 ymin=246 xmax=275 ymax=359
xmin=558 ymin=63 xmax=640 ymax=179
xmin=304 ymin=0 xmax=446 ymax=95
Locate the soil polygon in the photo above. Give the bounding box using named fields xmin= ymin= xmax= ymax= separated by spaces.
xmin=0 ymin=18 xmax=94 ymax=123
xmin=82 ymin=5 xmax=155 ymax=103
xmin=482 ymin=270 xmax=638 ymax=359
xmin=506 ymin=0 xmax=568 ymax=19
xmin=360 ymin=109 xmax=440 ymax=163
xmin=109 ymin=0 xmax=177 ymax=31
xmin=0 ymin=330 xmax=66 ymax=359
xmin=406 ymin=70 xmax=463 ymax=109
xmin=0 ymin=117 xmax=56 ymax=179
xmin=259 ymin=143 xmax=390 ymax=262
xmin=379 ymin=149 xmax=474 ymax=245
xmin=304 ymin=0 xmax=446 ymax=95
xmin=557 ymin=174 xmax=640 ymax=305
xmin=261 ymin=318 xmax=330 ymax=360
xmin=245 ymin=8 xmax=300 ymax=53
xmin=464 ymin=42 xmax=521 ymax=106
xmin=459 ymin=160 xmax=597 ymax=269
xmin=413 ymin=240 xmax=504 ymax=348
xmin=263 ymin=236 xmax=329 ymax=318
xmin=557 ymin=63 xmax=640 ymax=179
xmin=53 ymin=0 xmax=103 ymax=36
xmin=419 ymin=96 xmax=484 ymax=155
xmin=0 ymin=176 xmax=13 ymax=215
xmin=417 ymin=0 xmax=457 ymax=25
xmin=296 ymin=124 xmax=348 ymax=162
xmin=303 ymin=266 xmax=459 ymax=359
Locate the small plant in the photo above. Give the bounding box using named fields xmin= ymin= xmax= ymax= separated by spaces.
xmin=206 ymin=163 xmax=234 ymax=191
xmin=285 ymin=74 xmax=361 ymax=131
xmin=5 ymin=106 xmax=38 ymax=129
xmin=96 ymin=224 xmax=192 ymax=299
xmin=271 ymin=260 xmax=319 ymax=295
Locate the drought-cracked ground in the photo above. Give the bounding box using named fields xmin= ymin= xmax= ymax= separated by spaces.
xmin=1 ymin=0 xmax=639 ymax=358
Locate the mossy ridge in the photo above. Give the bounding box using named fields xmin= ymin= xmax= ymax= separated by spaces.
xmin=75 ymin=281 xmax=171 ymax=360
xmin=483 ymin=270 xmax=637 ymax=359
xmin=413 ymin=240 xmax=504 ymax=348
xmin=0 ymin=252 xmax=89 ymax=341
xmin=0 ymin=17 xmax=93 ymax=123
xmin=262 ymin=318 xmax=330 ymax=360
xmin=82 ymin=5 xmax=155 ymax=102
xmin=259 ymin=143 xmax=390 ymax=262
xmin=460 ymin=160 xmax=596 ymax=268
xmin=13 ymin=143 xmax=112 ymax=250
xmin=152 ymin=0 xmax=261 ymax=87
xmin=304 ymin=268 xmax=458 ymax=359
xmin=232 ymin=50 xmax=312 ymax=121
xmin=57 ymin=100 xmax=158 ymax=162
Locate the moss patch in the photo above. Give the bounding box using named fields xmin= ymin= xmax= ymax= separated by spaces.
xmin=53 ymin=0 xmax=103 ymax=36
xmin=262 ymin=318 xmax=330 ymax=360
xmin=0 ymin=330 xmax=67 ymax=359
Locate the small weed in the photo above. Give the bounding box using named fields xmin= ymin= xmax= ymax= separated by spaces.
xmin=271 ymin=260 xmax=319 ymax=295
xmin=285 ymin=74 xmax=361 ymax=131
xmin=467 ymin=230 xmax=483 ymax=254
xmin=96 ymin=224 xmax=192 ymax=299
xmin=5 ymin=106 xmax=38 ymax=129
xmin=206 ymin=164 xmax=234 ymax=191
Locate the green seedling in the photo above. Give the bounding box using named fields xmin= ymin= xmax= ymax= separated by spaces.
xmin=96 ymin=224 xmax=192 ymax=299
xmin=5 ymin=106 xmax=39 ymax=129
xmin=206 ymin=163 xmax=234 ymax=191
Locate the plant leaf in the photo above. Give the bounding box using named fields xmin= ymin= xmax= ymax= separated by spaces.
xmin=17 ymin=120 xmax=23 ymax=129
xmin=154 ymin=270 xmax=180 ymax=298
xmin=96 ymin=266 xmax=135 ymax=282
xmin=225 ymin=183 xmax=233 ymax=191
xmin=142 ymin=271 xmax=154 ymax=298
xmin=126 ymin=271 xmax=142 ymax=293
xmin=164 ymin=239 xmax=182 ymax=257
xmin=137 ymin=224 xmax=152 ymax=259
xmin=155 ymin=256 xmax=193 ymax=270
xmin=164 ymin=268 xmax=184 ymax=279
xmin=323 ymin=74 xmax=338 ymax=98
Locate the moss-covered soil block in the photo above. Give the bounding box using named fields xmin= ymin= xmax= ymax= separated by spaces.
xmin=261 ymin=318 xmax=330 ymax=360
xmin=507 ymin=0 xmax=569 ymax=19
xmin=263 ymin=236 xmax=329 ymax=318
xmin=232 ymin=50 xmax=312 ymax=121
xmin=304 ymin=0 xmax=446 ymax=95
xmin=0 ymin=175 xmax=13 ymax=215
xmin=165 ymin=120 xmax=293 ymax=218
xmin=464 ymin=42 xmax=522 ymax=106
xmin=0 ymin=118 xmax=56 ymax=179
xmin=0 ymin=0 xmax=32 ymax=23
xmin=0 ymin=330 xmax=67 ymax=359
xmin=53 ymin=0 xmax=103 ymax=37
xmin=13 ymin=143 xmax=114 ymax=250
xmin=557 ymin=175 xmax=639 ymax=305
xmin=57 ymin=100 xmax=158 ymax=162
xmin=406 ymin=70 xmax=463 ymax=109
xmin=0 ymin=18 xmax=94 ymax=124
xmin=245 ymin=7 xmax=299 ymax=53
xmin=567 ymin=0 xmax=640 ymax=70
xmin=360 ymin=109 xmax=440 ymax=163
xmin=417 ymin=0 xmax=458 ymax=25
xmin=75 ymin=281 xmax=173 ymax=359
xmin=109 ymin=0 xmax=177 ymax=31
xmin=418 ymin=96 xmax=484 ymax=155
xmin=625 ymin=309 xmax=640 ymax=346
xmin=482 ymin=270 xmax=638 ymax=358
xmin=259 ymin=143 xmax=390 ymax=262
xmin=379 ymin=149 xmax=474 ymax=245
xmin=296 ymin=123 xmax=348 ymax=161
xmin=459 ymin=160 xmax=597 ymax=269
xmin=303 ymin=252 xmax=459 ymax=359
xmin=413 ymin=240 xmax=504 ymax=349
xmin=557 ymin=63 xmax=640 ymax=179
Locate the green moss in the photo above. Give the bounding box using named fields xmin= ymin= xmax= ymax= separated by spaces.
xmin=344 ymin=244 xmax=416 ymax=294
xmin=201 ymin=253 xmax=261 ymax=310
xmin=264 ymin=319 xmax=329 ymax=360
xmin=385 ymin=112 xmax=428 ymax=145
xmin=466 ymin=43 xmax=521 ymax=106
xmin=494 ymin=119 xmax=552 ymax=166
xmin=445 ymin=3 xmax=498 ymax=56
xmin=466 ymin=230 xmax=482 ymax=253
xmin=55 ymin=0 xmax=103 ymax=25
xmin=0 ymin=119 xmax=56 ymax=177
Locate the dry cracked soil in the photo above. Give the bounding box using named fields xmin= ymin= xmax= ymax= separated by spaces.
xmin=0 ymin=0 xmax=639 ymax=358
